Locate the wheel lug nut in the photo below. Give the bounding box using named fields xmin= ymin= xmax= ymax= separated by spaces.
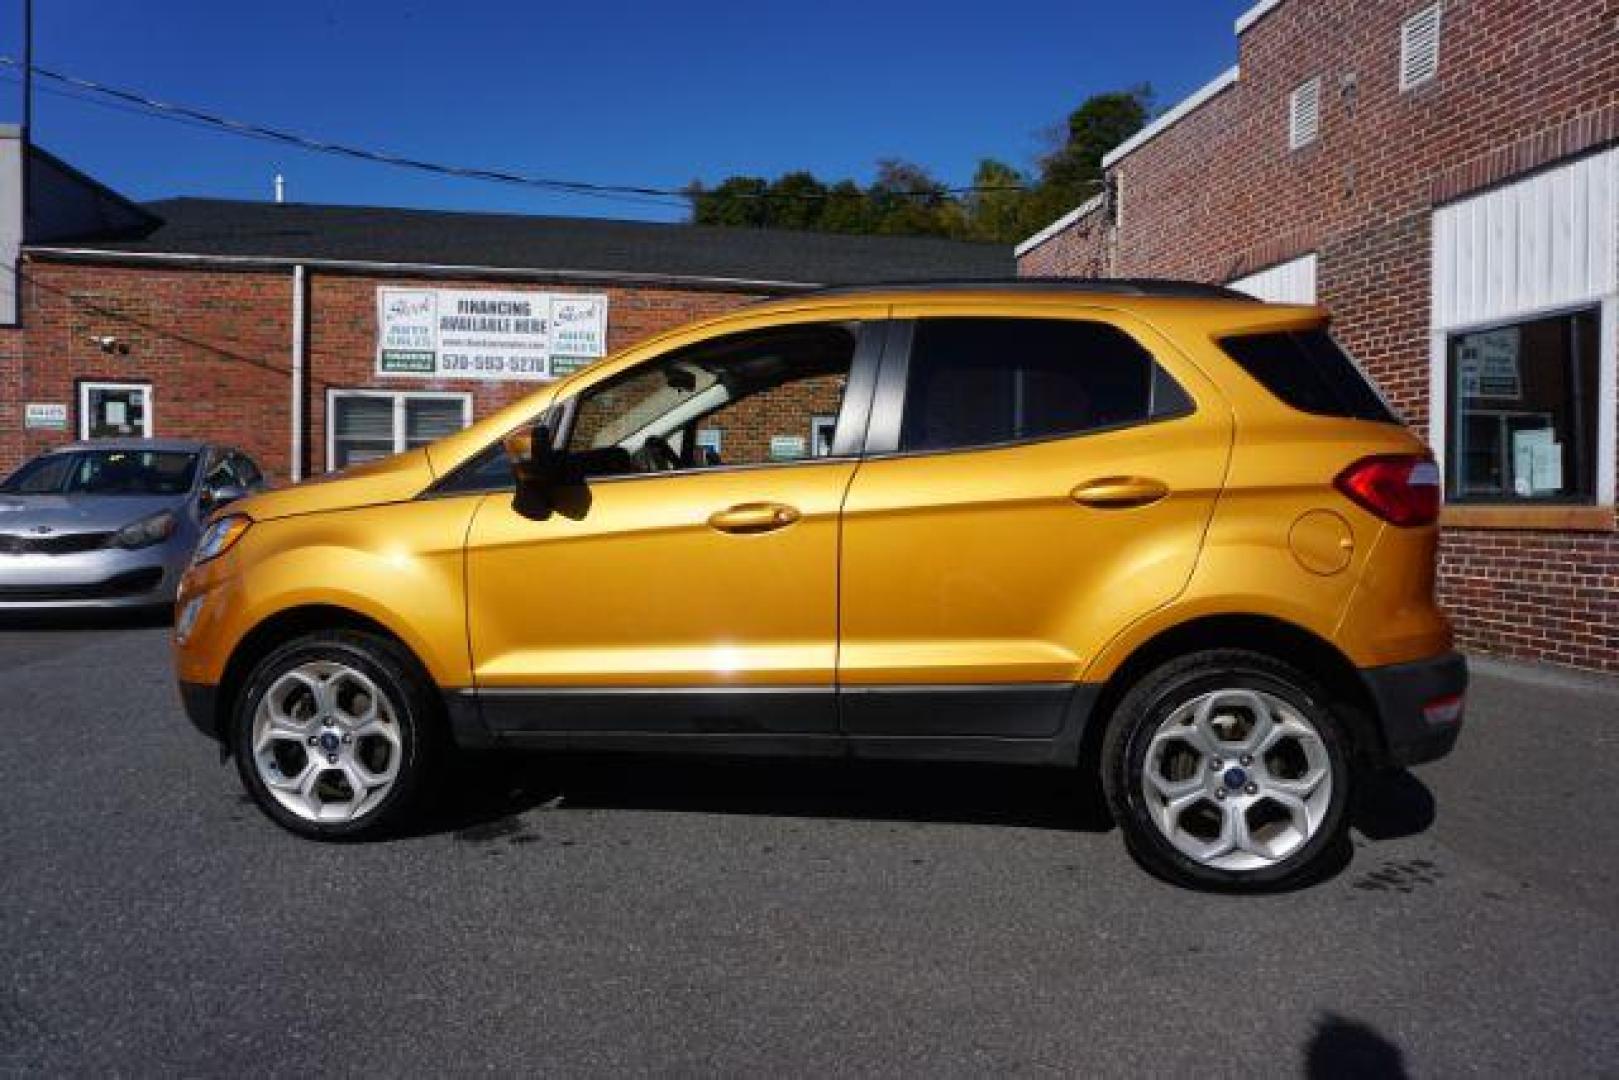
xmin=1244 ymin=782 xmax=1258 ymax=795
xmin=341 ymin=734 xmax=352 ymax=744
xmin=327 ymin=754 xmax=338 ymax=765
xmin=1240 ymin=755 xmax=1253 ymax=766
xmin=307 ymin=735 xmax=317 ymax=746
xmin=1210 ymin=759 xmax=1222 ymax=771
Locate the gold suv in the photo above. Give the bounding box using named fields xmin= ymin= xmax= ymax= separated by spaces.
xmin=175 ymin=281 xmax=1465 ymax=890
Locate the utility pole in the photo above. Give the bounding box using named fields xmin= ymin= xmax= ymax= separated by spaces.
xmin=20 ymin=0 xmax=30 ymax=138
xmin=20 ymin=0 xmax=31 ymax=232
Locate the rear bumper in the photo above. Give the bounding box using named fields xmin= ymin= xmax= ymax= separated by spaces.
xmin=1360 ymin=651 xmax=1467 ymax=766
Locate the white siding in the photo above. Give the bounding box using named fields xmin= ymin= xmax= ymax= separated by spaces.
xmin=1431 ymin=149 xmax=1618 ymax=332
xmin=1230 ymin=253 xmax=1318 ymax=304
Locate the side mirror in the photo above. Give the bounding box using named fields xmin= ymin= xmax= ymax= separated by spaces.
xmin=199 ymin=482 xmax=248 ymax=512
xmin=503 ymin=422 xmax=564 ymax=491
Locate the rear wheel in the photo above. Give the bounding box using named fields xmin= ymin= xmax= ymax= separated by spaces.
xmin=232 ymin=630 xmax=441 ymax=839
xmin=1102 ymin=649 xmax=1351 ymax=891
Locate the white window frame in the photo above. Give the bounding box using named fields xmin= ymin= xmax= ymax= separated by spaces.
xmin=1400 ymin=3 xmax=1442 ymax=92
xmin=78 ymin=380 xmax=153 ymax=439
xmin=1289 ymin=77 xmax=1322 ymax=151
xmin=1428 ymin=148 xmax=1619 ymax=510
xmin=810 ymin=414 xmax=838 ymax=457
xmin=326 ymin=388 xmax=472 ymax=472
xmin=1428 ymin=299 xmax=1617 ymax=508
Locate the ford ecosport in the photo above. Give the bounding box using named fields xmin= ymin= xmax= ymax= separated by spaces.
xmin=175 ymin=281 xmax=1465 ymax=890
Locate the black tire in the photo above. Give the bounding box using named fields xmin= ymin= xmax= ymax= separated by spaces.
xmin=1101 ymin=649 xmax=1353 ymax=892
xmin=232 ymin=629 xmax=443 ymax=840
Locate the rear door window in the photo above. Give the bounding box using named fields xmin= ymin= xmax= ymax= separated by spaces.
xmin=897 ymin=318 xmax=1186 ymax=453
xmin=1219 ymin=329 xmax=1397 ymax=423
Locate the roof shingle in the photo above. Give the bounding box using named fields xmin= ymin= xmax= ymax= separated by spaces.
xmin=50 ymin=197 xmax=1014 ymax=287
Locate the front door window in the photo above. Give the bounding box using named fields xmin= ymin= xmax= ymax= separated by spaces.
xmin=565 ymin=323 xmax=856 ymax=476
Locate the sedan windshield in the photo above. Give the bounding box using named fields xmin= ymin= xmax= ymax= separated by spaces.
xmin=0 ymin=450 xmax=199 ymax=496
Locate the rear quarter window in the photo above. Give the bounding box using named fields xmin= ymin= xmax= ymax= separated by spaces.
xmin=1219 ymin=329 xmax=1397 ymax=424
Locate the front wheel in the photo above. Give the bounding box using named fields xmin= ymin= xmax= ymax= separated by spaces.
xmin=232 ymin=630 xmax=441 ymax=839
xmin=1102 ymin=650 xmax=1352 ymax=891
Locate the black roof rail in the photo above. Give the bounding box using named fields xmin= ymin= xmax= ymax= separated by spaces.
xmin=796 ymin=277 xmax=1256 ymax=302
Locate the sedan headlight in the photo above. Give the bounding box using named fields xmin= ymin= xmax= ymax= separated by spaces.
xmin=192 ymin=514 xmax=252 ymax=565
xmin=115 ymin=510 xmax=178 ymax=549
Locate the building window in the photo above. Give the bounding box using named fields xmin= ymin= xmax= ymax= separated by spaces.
xmin=1289 ymin=77 xmax=1321 ymax=150
xmin=1445 ymin=309 xmax=1600 ymax=504
xmin=328 ymin=390 xmax=471 ymax=471
xmin=810 ymin=415 xmax=838 ymax=457
xmin=79 ymin=381 xmax=152 ymax=439
xmin=1400 ymin=4 xmax=1442 ymax=91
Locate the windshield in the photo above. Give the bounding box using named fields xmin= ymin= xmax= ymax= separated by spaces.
xmin=0 ymin=450 xmax=200 ymax=496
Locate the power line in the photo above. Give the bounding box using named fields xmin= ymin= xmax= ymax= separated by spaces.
xmin=0 ymin=58 xmax=1038 ymax=207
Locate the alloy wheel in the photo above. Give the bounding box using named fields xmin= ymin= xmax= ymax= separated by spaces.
xmin=1140 ymin=686 xmax=1334 ymax=871
xmin=251 ymin=660 xmax=403 ymax=823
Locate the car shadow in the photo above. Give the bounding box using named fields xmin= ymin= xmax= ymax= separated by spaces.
xmin=410 ymin=750 xmax=1439 ymax=847
xmin=409 ymin=751 xmax=1117 ymax=842
xmin=1351 ymin=768 xmax=1437 ymax=841
xmin=0 ymin=606 xmax=172 ymax=632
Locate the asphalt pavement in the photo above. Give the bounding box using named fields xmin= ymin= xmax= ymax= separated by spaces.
xmin=1 ymin=620 xmax=1616 ymax=1075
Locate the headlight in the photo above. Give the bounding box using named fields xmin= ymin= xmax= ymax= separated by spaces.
xmin=192 ymin=514 xmax=252 ymax=565
xmin=115 ymin=510 xmax=178 ymax=549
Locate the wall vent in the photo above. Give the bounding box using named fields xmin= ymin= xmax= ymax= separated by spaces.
xmin=1289 ymin=78 xmax=1322 ymax=150
xmin=1401 ymin=4 xmax=1442 ymax=91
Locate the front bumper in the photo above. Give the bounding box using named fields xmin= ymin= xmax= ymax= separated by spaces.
xmin=0 ymin=542 xmax=187 ymax=610
xmin=178 ymin=680 xmax=222 ymax=740
xmin=1360 ymin=651 xmax=1467 ymax=766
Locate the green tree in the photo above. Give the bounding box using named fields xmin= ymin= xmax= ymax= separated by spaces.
xmin=766 ymin=171 xmax=828 ymax=231
xmin=1039 ymin=84 xmax=1153 ymax=209
xmin=962 ymin=158 xmax=1030 ymax=243
xmin=684 ymin=85 xmax=1153 ymax=243
xmin=690 ymin=175 xmax=772 ymax=228
xmin=818 ymin=180 xmax=871 ymax=234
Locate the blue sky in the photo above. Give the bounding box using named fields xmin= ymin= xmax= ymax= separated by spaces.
xmin=1 ymin=0 xmax=1252 ymax=222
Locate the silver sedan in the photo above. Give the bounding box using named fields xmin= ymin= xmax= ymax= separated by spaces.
xmin=0 ymin=439 xmax=265 ymax=611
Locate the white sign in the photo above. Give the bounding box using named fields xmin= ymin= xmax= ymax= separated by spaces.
xmin=1512 ymin=427 xmax=1564 ymax=496
xmin=376 ymin=287 xmax=608 ymax=381
xmin=1457 ymin=328 xmax=1522 ymax=399
xmin=769 ymin=435 xmax=807 ymax=461
xmin=24 ymin=402 xmax=67 ymax=430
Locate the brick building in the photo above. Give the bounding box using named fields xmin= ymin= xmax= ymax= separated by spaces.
xmin=1017 ymin=0 xmax=1619 ymax=672
xmin=0 ymin=137 xmax=1009 ymax=483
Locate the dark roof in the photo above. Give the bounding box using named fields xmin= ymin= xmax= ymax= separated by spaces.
xmin=803 ymin=278 xmax=1254 ymax=301
xmin=46 ymin=197 xmax=1014 ymax=287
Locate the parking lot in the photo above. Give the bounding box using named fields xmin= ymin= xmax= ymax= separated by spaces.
xmin=2 ymin=619 xmax=1616 ymax=1075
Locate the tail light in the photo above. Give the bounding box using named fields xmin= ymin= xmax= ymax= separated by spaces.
xmin=1334 ymin=455 xmax=1442 ymax=526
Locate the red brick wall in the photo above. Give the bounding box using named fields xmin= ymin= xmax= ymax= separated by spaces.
xmin=0 ymin=261 xmax=293 ymax=476
xmin=1018 ymin=0 xmax=1619 ymax=672
xmin=0 ymin=259 xmax=763 ymax=481
xmin=302 ymin=273 xmax=754 ymax=476
xmin=1017 ymin=208 xmax=1110 ymax=277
